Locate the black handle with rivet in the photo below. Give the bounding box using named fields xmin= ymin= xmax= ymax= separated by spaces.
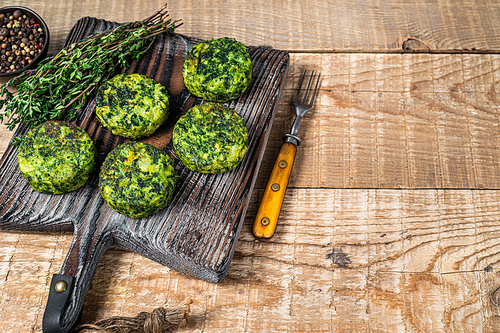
xmin=41 ymin=212 xmax=112 ymax=333
xmin=42 ymin=274 xmax=75 ymax=333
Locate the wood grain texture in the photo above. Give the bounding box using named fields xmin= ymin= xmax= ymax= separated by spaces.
xmin=6 ymin=53 xmax=500 ymax=190
xmin=1 ymin=189 xmax=500 ymax=332
xmin=0 ymin=17 xmax=289 ymax=332
xmin=252 ymin=53 xmax=500 ymax=189
xmin=2 ymin=0 xmax=500 ymax=53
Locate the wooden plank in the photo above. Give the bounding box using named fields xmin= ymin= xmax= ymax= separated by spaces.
xmin=256 ymin=53 xmax=500 ymax=189
xmin=5 ymin=53 xmax=500 ymax=189
xmin=2 ymin=0 xmax=500 ymax=53
xmin=1 ymin=188 xmax=499 ymax=332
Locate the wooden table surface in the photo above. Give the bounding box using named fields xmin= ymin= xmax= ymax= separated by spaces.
xmin=2 ymin=0 xmax=500 ymax=332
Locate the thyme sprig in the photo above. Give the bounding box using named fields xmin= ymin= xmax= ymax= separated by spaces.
xmin=0 ymin=3 xmax=181 ymax=131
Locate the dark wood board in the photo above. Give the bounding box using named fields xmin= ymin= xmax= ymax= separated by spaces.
xmin=0 ymin=17 xmax=289 ymax=331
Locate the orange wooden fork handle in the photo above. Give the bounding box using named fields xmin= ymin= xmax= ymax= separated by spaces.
xmin=252 ymin=142 xmax=297 ymax=240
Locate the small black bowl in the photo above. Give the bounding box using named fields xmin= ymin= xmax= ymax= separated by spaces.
xmin=0 ymin=6 xmax=50 ymax=77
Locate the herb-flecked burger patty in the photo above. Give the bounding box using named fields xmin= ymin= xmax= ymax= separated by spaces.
xmin=95 ymin=73 xmax=170 ymax=139
xmin=99 ymin=141 xmax=178 ymax=218
xmin=183 ymin=37 xmax=252 ymax=102
xmin=17 ymin=121 xmax=97 ymax=194
xmin=173 ymin=102 xmax=248 ymax=173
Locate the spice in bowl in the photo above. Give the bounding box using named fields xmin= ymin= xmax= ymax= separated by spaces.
xmin=0 ymin=8 xmax=46 ymax=74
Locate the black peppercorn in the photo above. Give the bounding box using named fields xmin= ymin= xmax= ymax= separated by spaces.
xmin=0 ymin=9 xmax=45 ymax=73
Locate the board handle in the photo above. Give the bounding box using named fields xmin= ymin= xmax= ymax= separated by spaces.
xmin=42 ymin=214 xmax=112 ymax=333
xmin=252 ymin=142 xmax=297 ymax=241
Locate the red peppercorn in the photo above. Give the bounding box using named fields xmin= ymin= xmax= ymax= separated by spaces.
xmin=34 ymin=44 xmax=39 ymax=49
xmin=34 ymin=23 xmax=37 ymax=26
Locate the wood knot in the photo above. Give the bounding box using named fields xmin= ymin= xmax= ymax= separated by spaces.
xmin=326 ymin=246 xmax=352 ymax=268
xmin=492 ymin=287 xmax=500 ymax=305
xmin=402 ymin=37 xmax=430 ymax=53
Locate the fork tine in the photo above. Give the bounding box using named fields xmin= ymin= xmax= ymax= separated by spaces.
xmin=295 ymin=69 xmax=307 ymax=104
xmin=308 ymin=73 xmax=321 ymax=107
xmin=302 ymin=70 xmax=315 ymax=104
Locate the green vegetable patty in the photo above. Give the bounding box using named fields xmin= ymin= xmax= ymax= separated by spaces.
xmin=183 ymin=37 xmax=252 ymax=102
xmin=95 ymin=73 xmax=170 ymax=139
xmin=173 ymin=102 xmax=248 ymax=173
xmin=99 ymin=141 xmax=178 ymax=218
xmin=17 ymin=121 xmax=97 ymax=194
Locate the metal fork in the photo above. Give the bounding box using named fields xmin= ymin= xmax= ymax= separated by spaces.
xmin=252 ymin=69 xmax=321 ymax=241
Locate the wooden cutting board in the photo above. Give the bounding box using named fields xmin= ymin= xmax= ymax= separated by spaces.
xmin=0 ymin=17 xmax=289 ymax=332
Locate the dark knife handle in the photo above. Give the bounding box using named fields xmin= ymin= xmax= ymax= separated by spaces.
xmin=252 ymin=142 xmax=297 ymax=241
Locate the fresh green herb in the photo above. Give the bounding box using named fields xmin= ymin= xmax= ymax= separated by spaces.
xmin=11 ymin=135 xmax=25 ymax=146
xmin=0 ymin=3 xmax=181 ymax=131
